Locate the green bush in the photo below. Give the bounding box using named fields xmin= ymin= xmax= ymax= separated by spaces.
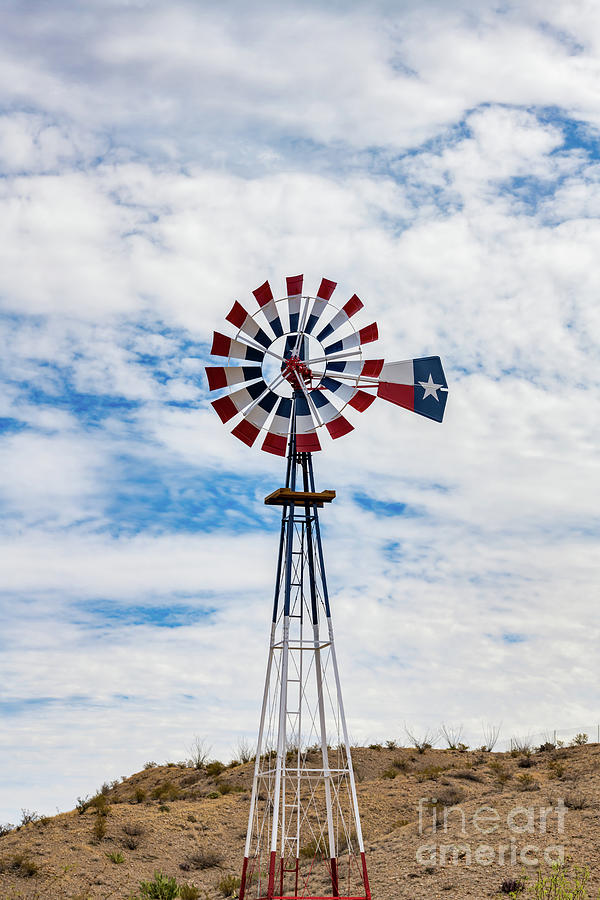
xmin=179 ymin=885 xmax=201 ymax=900
xmin=106 ymin=850 xmax=125 ymax=864
xmin=139 ymin=871 xmax=179 ymax=899
xmin=206 ymin=761 xmax=226 ymax=778
xmin=218 ymin=874 xmax=241 ymax=897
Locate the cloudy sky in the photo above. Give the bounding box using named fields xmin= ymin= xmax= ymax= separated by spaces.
xmin=1 ymin=0 xmax=599 ymax=825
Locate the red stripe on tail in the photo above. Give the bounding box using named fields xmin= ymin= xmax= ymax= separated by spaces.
xmin=377 ymin=381 xmax=414 ymax=410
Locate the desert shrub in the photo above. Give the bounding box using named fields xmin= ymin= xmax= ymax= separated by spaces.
xmin=489 ymin=760 xmax=511 ymax=785
xmin=434 ymin=786 xmax=465 ymax=807
xmin=144 ymin=761 xmax=158 ymax=770
xmin=139 ymin=870 xmax=179 ymax=899
xmin=571 ymin=733 xmax=588 ymax=746
xmin=385 ymin=739 xmax=398 ymax=749
xmin=548 ymin=761 xmax=565 ymax=779
xmin=404 ymin=725 xmax=438 ymax=754
xmin=532 ymin=862 xmax=589 ymax=898
xmin=299 ymin=837 xmax=328 ymax=859
xmin=20 ymin=809 xmax=39 ymax=826
xmin=89 ymin=794 xmax=110 ymax=815
xmin=518 ymin=756 xmax=534 ymax=768
xmin=368 ymin=743 xmax=382 ymax=751
xmin=392 ymin=757 xmax=410 ymax=772
xmin=134 ymin=788 xmax=147 ymax=803
xmin=180 ymin=885 xmax=202 ymax=900
xmin=182 ymin=848 xmax=224 ymax=870
xmin=381 ymin=768 xmax=397 ymax=779
xmin=123 ymin=822 xmax=145 ymax=836
xmin=537 ymin=742 xmax=556 ymax=753
xmin=152 ymin=781 xmax=180 ymax=801
xmin=236 ymin=738 xmax=254 ymax=764
xmin=564 ymin=792 xmax=588 ymax=810
xmin=416 ymin=765 xmax=446 ymax=782
xmin=516 ymin=773 xmax=538 ymax=790
xmin=440 ymin=724 xmax=464 ymax=750
xmin=451 ymin=770 xmax=483 ymax=783
xmin=207 ymin=791 xmax=220 ymax=799
xmin=481 ymin=723 xmax=501 ymax=752
xmin=190 ymin=737 xmax=211 ymax=770
xmin=159 ymin=803 xmax=170 ymax=812
xmin=0 ymin=851 xmax=39 ymax=876
xmin=93 ymin=815 xmax=107 ymax=842
xmin=500 ymin=877 xmax=525 ymax=894
xmin=218 ymin=874 xmax=241 ymax=897
xmin=76 ymin=796 xmax=90 ymax=814
xmin=0 ymin=823 xmax=14 ymax=837
xmin=206 ymin=761 xmax=225 ymax=778
xmin=106 ymin=850 xmax=125 ymax=864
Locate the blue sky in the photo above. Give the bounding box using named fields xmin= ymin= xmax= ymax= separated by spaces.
xmin=1 ymin=0 xmax=599 ymax=825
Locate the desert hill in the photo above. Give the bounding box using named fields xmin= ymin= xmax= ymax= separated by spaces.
xmin=1 ymin=742 xmax=599 ymax=899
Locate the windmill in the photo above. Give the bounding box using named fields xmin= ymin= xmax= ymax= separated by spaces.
xmin=205 ymin=275 xmax=448 ymax=900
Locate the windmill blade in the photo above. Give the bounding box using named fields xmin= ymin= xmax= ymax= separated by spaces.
xmin=262 ymin=397 xmax=292 ymax=456
xmin=323 ymin=323 xmax=378 ymax=355
xmin=348 ymin=389 xmax=376 ymax=411
xmin=316 ymin=294 xmax=363 ymax=342
xmin=286 ymin=274 xmax=303 ymax=332
xmin=231 ymin=392 xmax=279 ymax=447
xmin=295 ymin=392 xmax=321 ymax=453
xmin=211 ymin=331 xmax=264 ymax=363
xmin=205 ymin=365 xmax=263 ymax=392
xmin=309 ymin=390 xmax=354 ymax=439
xmin=211 ymin=379 xmax=269 ymax=423
xmin=226 ymin=301 xmax=272 ymax=348
xmin=319 ymin=375 xmax=357 ymax=405
xmin=305 ymin=277 xmax=337 ymax=335
xmin=377 ymin=356 xmax=448 ymax=423
xmin=323 ymin=359 xmax=383 ymax=378
xmin=253 ymin=280 xmax=284 ymax=338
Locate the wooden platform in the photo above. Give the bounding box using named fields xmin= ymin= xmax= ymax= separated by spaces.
xmin=264 ymin=488 xmax=336 ymax=507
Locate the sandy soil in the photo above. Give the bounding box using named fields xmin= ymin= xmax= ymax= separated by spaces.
xmin=1 ymin=743 xmax=599 ymax=899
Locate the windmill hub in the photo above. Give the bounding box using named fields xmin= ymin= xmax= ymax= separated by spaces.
xmin=281 ymin=354 xmax=313 ymax=390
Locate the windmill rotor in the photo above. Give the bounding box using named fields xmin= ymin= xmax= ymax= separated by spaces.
xmin=206 ymin=274 xmax=448 ymax=455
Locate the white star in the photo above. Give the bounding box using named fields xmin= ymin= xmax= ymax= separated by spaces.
xmin=418 ymin=373 xmax=443 ymax=401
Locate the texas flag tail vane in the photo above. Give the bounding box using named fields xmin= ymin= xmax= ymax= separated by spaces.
xmin=206 ymin=274 xmax=448 ymax=452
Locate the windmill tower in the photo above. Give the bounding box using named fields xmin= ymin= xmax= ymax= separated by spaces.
xmin=206 ymin=275 xmax=448 ymax=900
